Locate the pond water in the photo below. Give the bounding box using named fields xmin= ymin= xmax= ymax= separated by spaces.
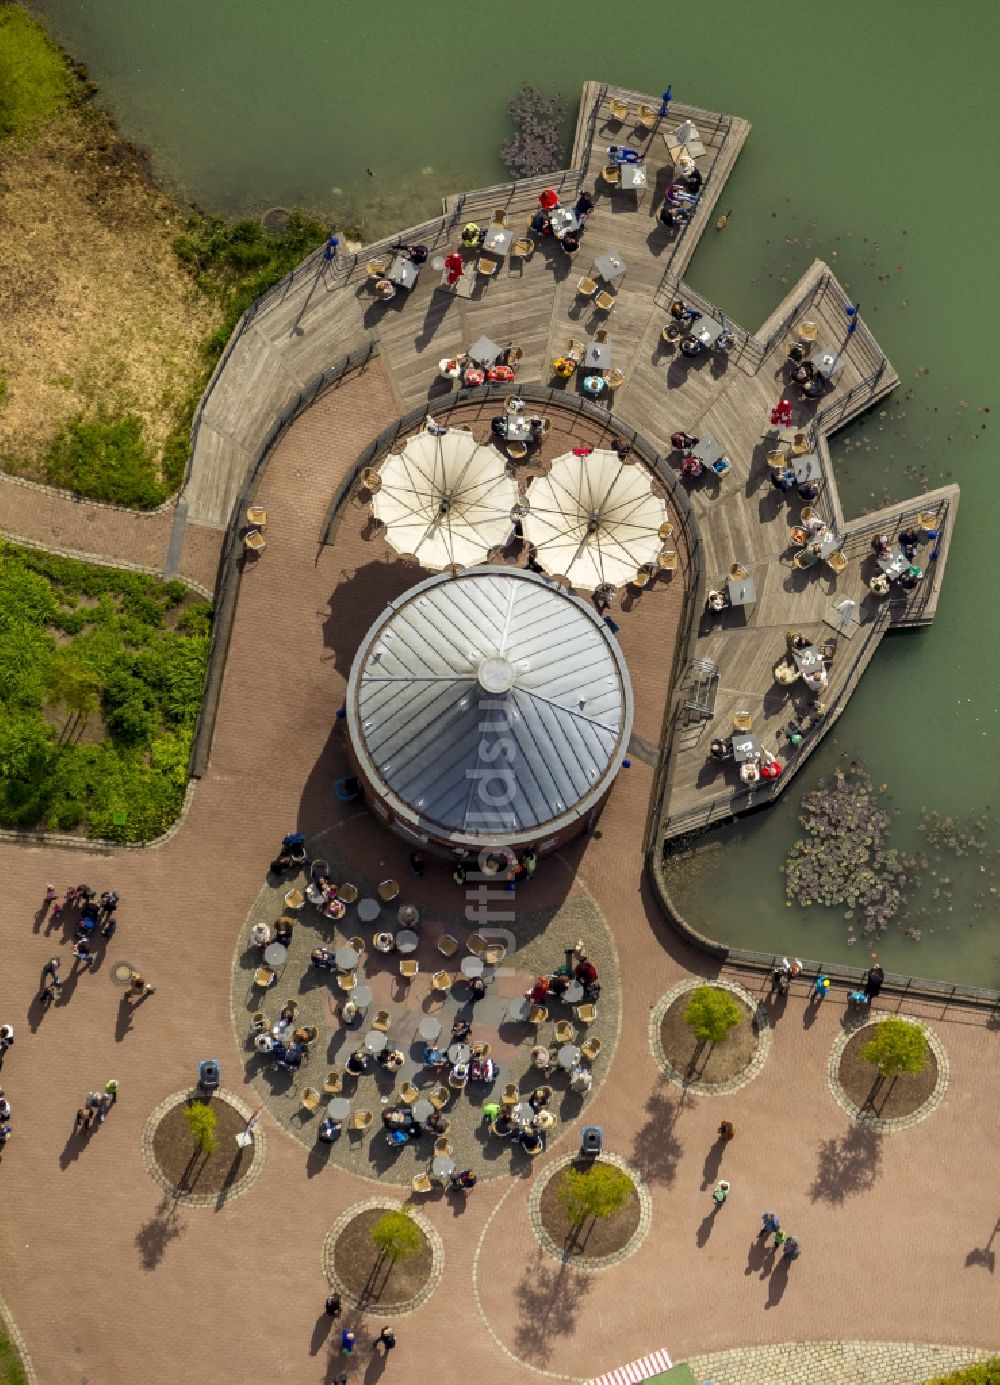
xmin=25 ymin=0 xmax=999 ymax=984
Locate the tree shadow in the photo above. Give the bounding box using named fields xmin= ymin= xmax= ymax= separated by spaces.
xmin=512 ymin=1247 xmax=593 ymax=1366
xmin=808 ymin=1125 xmax=883 ymax=1204
xmin=628 ymin=1083 xmax=685 ymax=1187
xmin=135 ymin=1196 xmax=185 ymax=1270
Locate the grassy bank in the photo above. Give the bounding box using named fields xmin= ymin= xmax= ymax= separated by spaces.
xmin=0 ymin=1321 xmax=27 ymax=1385
xmin=0 ymin=541 xmax=211 ymax=841
xmin=0 ymin=5 xmax=328 ymax=509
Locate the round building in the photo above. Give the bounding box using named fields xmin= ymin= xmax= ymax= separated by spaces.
xmin=346 ymin=567 xmax=633 ymax=856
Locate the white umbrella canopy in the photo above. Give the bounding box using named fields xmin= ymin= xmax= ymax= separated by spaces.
xmin=522 ymin=450 xmax=667 ymax=590
xmin=372 ymin=429 xmax=519 ymax=569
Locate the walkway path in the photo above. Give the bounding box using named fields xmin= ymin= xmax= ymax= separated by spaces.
xmin=0 ymin=363 xmax=996 ymax=1385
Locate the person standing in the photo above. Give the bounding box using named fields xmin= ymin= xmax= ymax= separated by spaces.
xmin=760 ymin=1211 xmax=780 ymax=1238
xmin=104 ymin=1079 xmax=119 ymax=1106
xmin=782 ymin=1235 xmax=801 ymax=1260
xmin=0 ymin=1025 xmax=14 ymax=1067
xmin=863 ymin=964 xmax=885 ymax=1000
xmin=409 ymin=852 xmax=425 ymax=877
xmin=340 ymin=1328 xmax=356 ymax=1356
xmin=0 ymin=1093 xmax=10 ymax=1122
xmin=712 ymin=1180 xmax=730 ymax=1206
xmin=325 ymin=1293 xmax=342 ymax=1319
xmin=374 ymin=1326 xmax=396 ymax=1354
xmin=773 ymin=1227 xmax=787 ymax=1250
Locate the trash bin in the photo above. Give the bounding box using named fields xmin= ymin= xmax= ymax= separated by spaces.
xmin=580 ymin=1126 xmax=603 ymax=1157
xmin=198 ymin=1059 xmax=221 ymax=1090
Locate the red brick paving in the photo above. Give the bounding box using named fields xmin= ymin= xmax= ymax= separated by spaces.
xmin=0 ymin=363 xmax=997 ymax=1384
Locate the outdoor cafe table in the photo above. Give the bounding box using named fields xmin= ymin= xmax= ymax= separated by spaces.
xmin=558 ymin=1044 xmax=582 ymax=1070
xmin=513 ymin=1102 xmax=535 ymax=1127
xmin=263 ymin=942 xmax=287 ymax=969
xmin=584 ymin=340 xmax=612 ymax=370
xmin=878 ymin=547 xmax=910 ymax=581
xmin=727 ymin=573 xmax=757 ymax=607
xmin=593 ymin=250 xmax=626 ymax=284
xmin=412 ymin=1098 xmax=434 ymax=1122
xmin=620 ymin=163 xmax=647 ymax=192
xmin=792 ymin=452 xmax=822 ymax=484
xmin=562 ymin=981 xmax=584 ymax=1004
xmin=327 ymin=1096 xmax=351 ymax=1121
xmin=809 ymin=530 xmax=840 ymax=560
xmin=792 ymin=644 xmax=824 ymax=675
xmin=461 ymin=955 xmax=484 ymax=979
xmin=364 ymin=1030 xmax=388 ymax=1054
xmin=498 ymin=413 xmax=532 ymax=441
xmin=690 ymin=438 xmax=726 ymax=470
xmin=481 ymin=225 xmax=513 ymax=256
xmin=693 ymin=316 xmax=726 ymax=349
xmin=387 ymin=255 xmax=418 ymax=290
xmin=418 ymin=1016 xmax=442 ymax=1042
xmin=548 ymin=206 xmax=579 ymax=238
xmin=396 ymin=929 xmax=418 ymax=954
xmin=811 ymin=347 xmax=844 ymax=381
xmin=334 ymin=945 xmax=359 ymax=972
xmin=357 ymin=898 xmax=380 ymax=923
xmin=732 ymin=734 xmax=760 ymax=764
xmin=432 ymin=1155 xmax=456 ymax=1179
xmin=468 ymin=334 xmax=502 ymax=366
xmin=353 ymin=985 xmax=373 ymax=1012
xmin=447 ymin=1043 xmax=471 ymax=1065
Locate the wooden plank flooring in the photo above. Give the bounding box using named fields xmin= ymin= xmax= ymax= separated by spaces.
xmin=180 ymin=78 xmax=957 ymax=841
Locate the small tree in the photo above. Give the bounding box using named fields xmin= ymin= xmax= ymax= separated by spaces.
xmin=184 ymin=1101 xmax=217 ymax=1155
xmin=861 ymin=1019 xmax=929 ymax=1080
xmin=683 ymin=986 xmax=742 ymax=1048
xmin=556 ymin=1163 xmax=634 ymax=1230
xmin=370 ymin=1209 xmax=422 ymax=1264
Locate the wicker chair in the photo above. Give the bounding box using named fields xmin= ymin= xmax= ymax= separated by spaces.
xmin=501 ymin=1083 xmax=519 ymax=1107
xmin=411 ymin=1172 xmax=433 ymax=1194
xmin=323 ymin=1070 xmax=343 ymax=1095
xmin=732 ymin=711 xmax=753 ymax=733
xmin=371 ymin=1010 xmax=391 ymax=1033
xmin=602 ymin=164 xmax=621 ymax=186
xmin=400 ymin=1082 xmax=419 ymax=1105
xmin=511 ymin=237 xmax=534 ymax=260
xmin=477 ymin=257 xmax=499 ymax=277
xmin=528 ymin=1005 xmax=549 ymax=1025
xmin=338 ymin=883 xmax=359 ymax=904
xmin=437 ymin=934 xmax=460 ymax=958
xmin=576 ymin=276 xmax=598 ymax=298
xmin=300 ymin=1087 xmax=321 ymax=1114
xmin=347 ymin=1110 xmax=373 ymax=1131
xmin=431 ymin=970 xmax=452 ymax=994
xmin=399 ymin=958 xmax=420 ymax=980
xmin=576 ymin=1003 xmax=598 ymax=1024
xmin=608 ymin=97 xmax=629 ymax=123
xmin=466 ymin=933 xmax=486 ymax=957
xmin=594 ymin=290 xmax=616 ymax=313
xmin=580 ymin=1037 xmax=602 ymax=1062
xmin=428 ymin=1086 xmax=450 ymax=1111
xmin=253 ymin=966 xmax=275 ymax=989
xmin=377 ymin=879 xmax=400 ymax=903
xmin=827 ymin=550 xmax=848 ymax=574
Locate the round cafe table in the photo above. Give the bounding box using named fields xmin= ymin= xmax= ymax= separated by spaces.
xmin=563 ymin=981 xmax=584 ymax=1004
xmin=513 ymin=1101 xmax=535 ymax=1127
xmin=335 ymin=946 xmax=359 ymax=972
xmin=460 ymin=955 xmax=484 ymax=978
xmin=357 ymin=898 xmax=381 ymax=923
xmin=418 ymin=1016 xmax=442 ymax=1042
xmin=558 ymin=1044 xmax=581 ymax=1070
xmin=353 ymin=985 xmax=373 ymax=1010
xmin=432 ymin=1155 xmax=456 ymax=1180
xmin=263 ymin=942 xmax=287 ymax=969
xmin=447 ymin=1042 xmax=471 ymax=1065
xmin=327 ymin=1097 xmax=351 ymax=1121
xmin=396 ymin=930 xmax=418 ymax=954
xmin=364 ymin=1030 xmax=388 ymax=1054
xmin=412 ymin=1098 xmax=434 ymax=1123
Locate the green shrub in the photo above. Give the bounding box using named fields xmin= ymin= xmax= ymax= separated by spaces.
xmin=0 ymin=5 xmax=72 ymax=140
xmin=42 ymin=412 xmax=167 ymax=509
xmin=370 ymin=1209 xmax=423 ymax=1262
xmin=861 ymin=1018 xmax=930 ymax=1078
xmin=683 ymin=985 xmax=743 ymax=1046
xmin=0 ymin=1317 xmax=30 ymax=1385
xmin=184 ymin=1101 xmax=217 ymax=1155
xmin=922 ymin=1363 xmax=1000 ymax=1385
xmin=556 ymin=1163 xmax=634 ymax=1228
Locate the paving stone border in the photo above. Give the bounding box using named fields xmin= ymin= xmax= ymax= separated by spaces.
xmin=527 ymin=1151 xmax=652 ymax=1272
xmin=321 ymin=1197 xmax=444 ymax=1316
xmin=827 ymin=1013 xmax=949 ymax=1131
xmin=0 ymin=1292 xmax=38 ymax=1385
xmin=650 ymin=977 xmax=771 ymax=1096
xmin=140 ymin=1087 xmax=267 ymax=1207
xmin=684 ymin=1340 xmax=997 ymax=1385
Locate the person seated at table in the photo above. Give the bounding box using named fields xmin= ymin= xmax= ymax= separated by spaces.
xmin=318 ymin=1116 xmax=341 ymax=1143
xmin=251 ymin=920 xmax=273 ymax=950
xmin=490 ymin=416 xmax=508 ymax=438
xmin=373 ymin=931 xmax=395 ymax=953
xmin=559 ymin=230 xmax=580 ymax=255
xmin=269 ymin=850 xmax=297 ymax=875
xmin=552 ymin=357 xmax=576 ymax=379
xmin=572 ymin=190 xmax=596 ymax=220
xmin=659 ymin=202 xmax=682 ymax=229
xmin=469 ymin=1054 xmax=496 ymax=1083
xmin=801 ymin=374 xmax=824 ymax=399
xmin=670 ymin=429 xmax=699 ymax=452
xmin=405 ymin=243 xmax=428 ymax=264
xmin=670 ymin=299 xmax=699 ymax=324
xmin=681 ymin=456 xmax=704 ymax=479
xmin=493 ymin=1110 xmax=519 ymax=1138
xmin=382 ymin=1108 xmax=413 ymax=1130
xmin=710 ymin=737 xmax=734 ymax=762
xmin=525 ymin=976 xmax=550 ymax=1004
xmin=465 ymin=973 xmax=488 ymax=1004
xmin=898 ymin=568 xmax=920 ymax=590
xmin=376 ymin=1048 xmax=404 ymax=1075
xmin=796 ymin=481 xmax=819 ymax=502
xmin=519 ymin=1127 xmax=546 ymax=1155
xmin=450 ymin=1062 xmax=470 ymax=1086
xmin=460 ymin=222 xmax=482 ymax=249
xmin=760 ymin=758 xmax=783 ymax=781
xmin=449 ymin=1168 xmax=478 ymax=1192
xmin=791 ymin=633 xmax=810 ymax=651
xmin=531 ymin=210 xmax=552 ymax=235
xmin=899 ymin=526 xmax=921 ymax=558
xmin=450 ymin=1018 xmax=472 ymax=1044
xmin=683 ymin=164 xmax=704 ymax=192
xmin=574 ymin=957 xmax=598 ymax=989
xmin=529 ymin=1086 xmax=553 ymax=1113
xmin=346 ymin=1048 xmax=370 ymax=1077
xmin=871 ymin=532 xmax=891 ymax=557
xmin=310 ymin=947 xmax=335 ymax=971
xmin=680 ymin=334 xmax=703 ymax=358
xmin=422 ymin=1109 xmax=448 ymax=1135
xmin=277 ymin=1045 xmax=304 ymax=1071
xmin=802 ymin=515 xmax=826 ymax=537
xmin=254 ymin=1031 xmax=278 ymax=1055
xmin=275 ymin=917 xmax=294 ymax=946
xmin=423 ymin=1045 xmax=449 ymax=1069
xmin=806 ymin=668 xmax=829 ymax=691
xmin=791 ymin=360 xmax=815 ymax=387
xmin=292 ymin=1025 xmax=313 ymax=1046
xmin=607 ymin=144 xmax=640 ymax=164
xmin=787 ymin=342 xmax=808 ymax=366
xmin=374 ymin=278 xmax=396 ymax=301
xmin=770 ymin=468 xmax=795 ymax=493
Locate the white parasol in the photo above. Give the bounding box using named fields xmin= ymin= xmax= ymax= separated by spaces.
xmin=372 ymin=429 xmax=518 ymax=569
xmin=521 ymin=450 xmax=667 ymax=590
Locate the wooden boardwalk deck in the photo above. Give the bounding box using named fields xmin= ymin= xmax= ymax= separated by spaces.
xmin=180 ymin=80 xmax=958 ymax=842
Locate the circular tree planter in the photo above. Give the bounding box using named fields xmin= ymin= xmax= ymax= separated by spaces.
xmin=828 ymin=1014 xmax=948 ymax=1131
xmin=142 ymin=1089 xmax=266 ymax=1207
xmin=650 ymin=978 xmax=770 ymax=1095
xmin=528 ymin=1153 xmax=651 ymax=1271
xmin=323 ymin=1200 xmax=444 ymax=1316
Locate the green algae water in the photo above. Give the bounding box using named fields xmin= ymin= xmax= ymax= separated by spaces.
xmin=24 ymin=0 xmax=1000 ymax=984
